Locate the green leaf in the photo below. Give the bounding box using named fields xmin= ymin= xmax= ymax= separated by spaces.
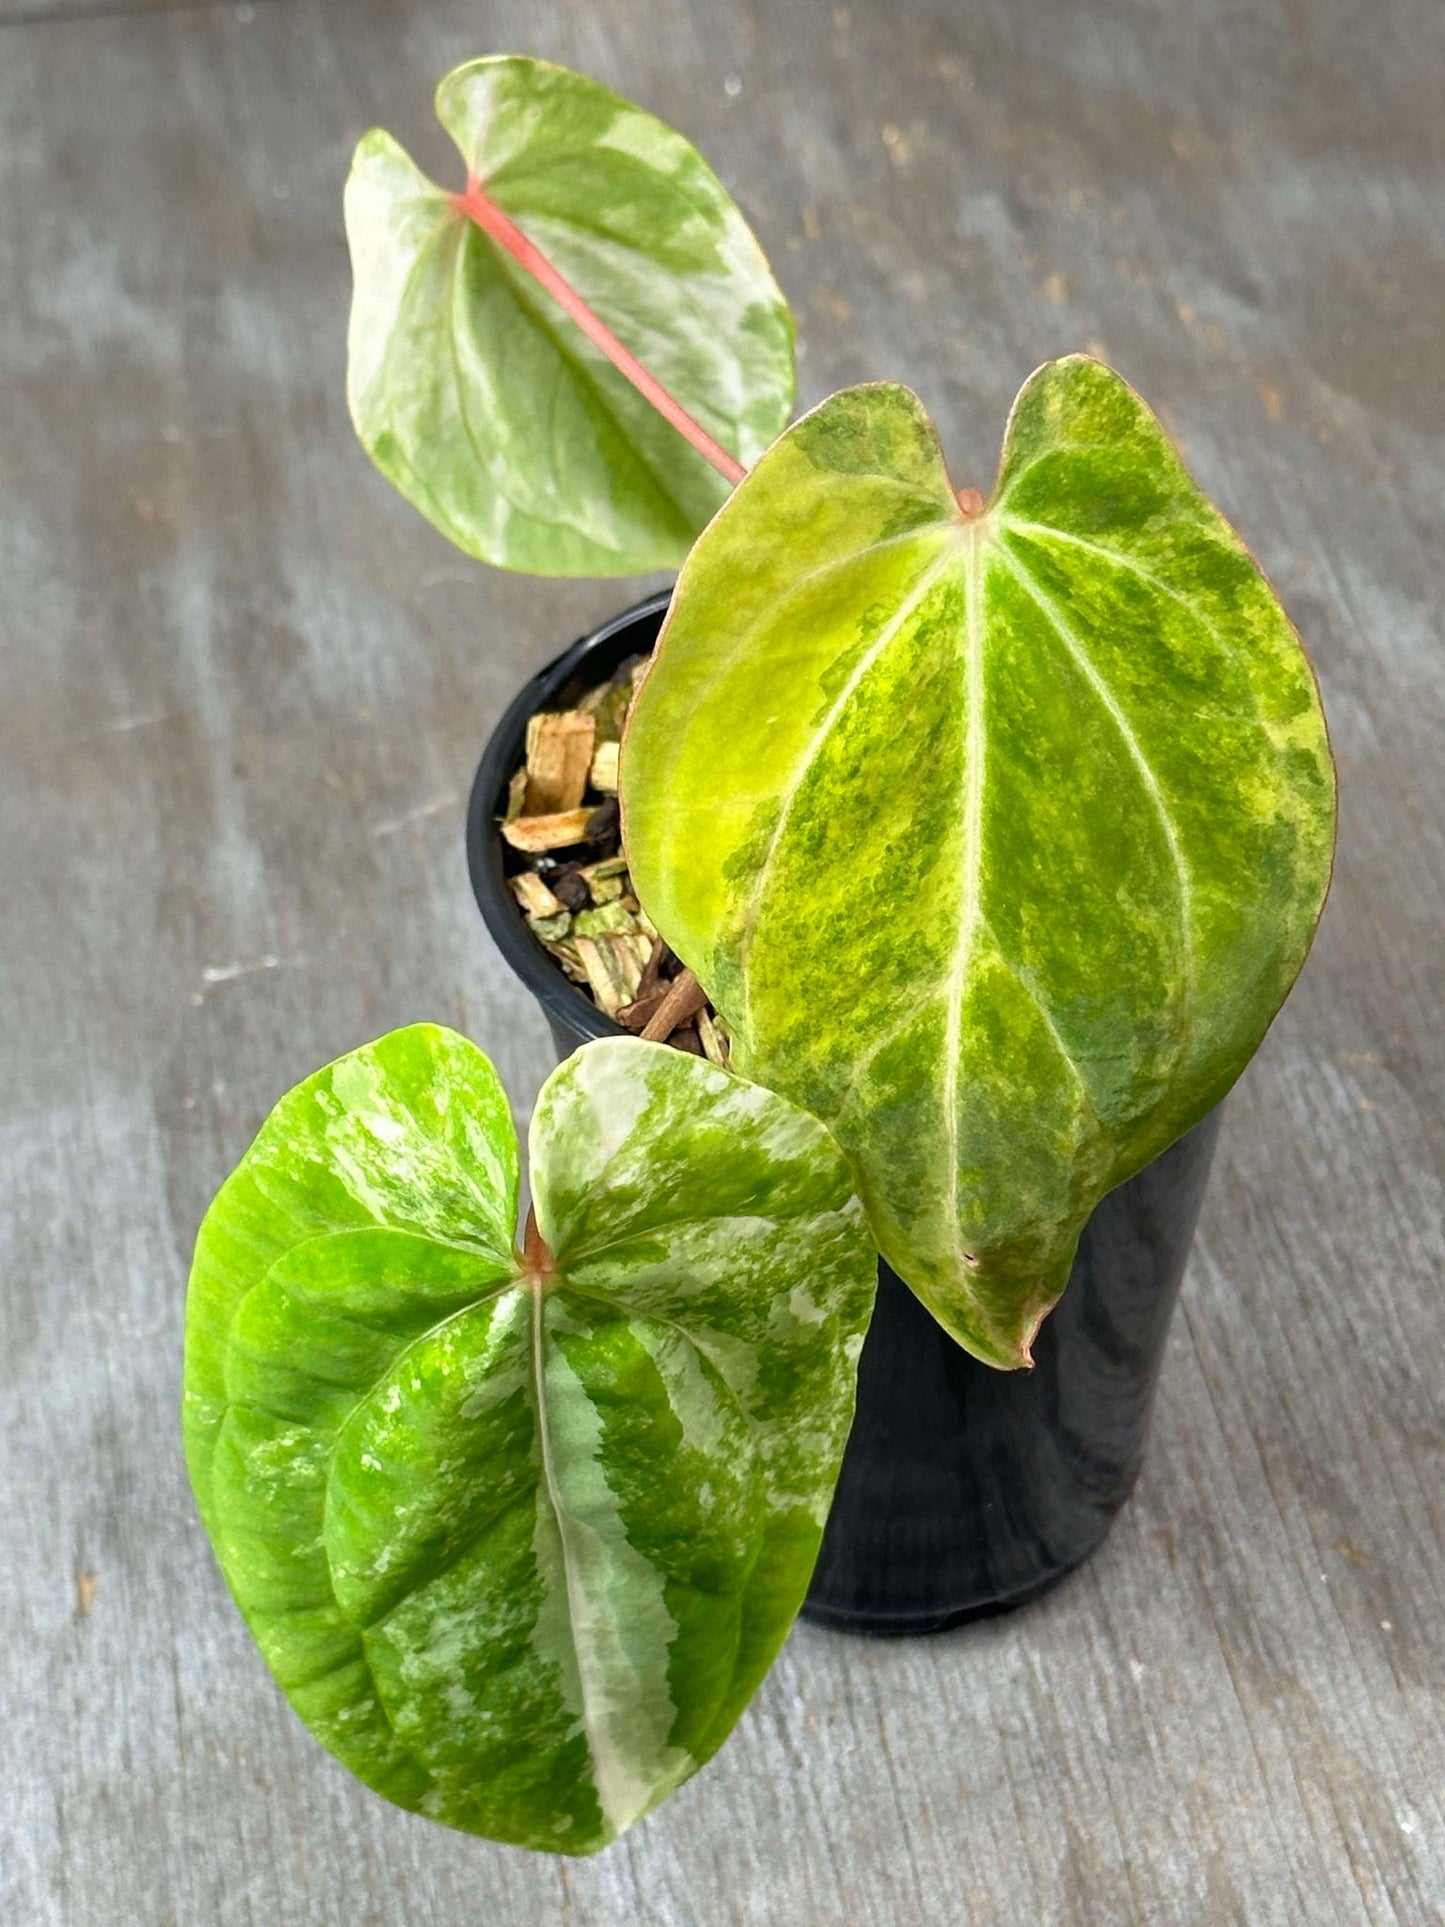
xmin=183 ymin=1027 xmax=873 ymax=1853
xmin=623 ymin=358 xmax=1336 ymax=1368
xmin=344 ymin=56 xmax=795 ymax=576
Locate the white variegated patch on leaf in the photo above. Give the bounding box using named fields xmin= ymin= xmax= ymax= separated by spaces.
xmin=183 ymin=1028 xmax=874 ymax=1853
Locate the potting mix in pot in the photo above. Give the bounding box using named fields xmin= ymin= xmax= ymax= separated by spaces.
xmin=497 ymin=649 xmax=730 ymax=1059
xmin=183 ymin=56 xmax=1336 ymax=1853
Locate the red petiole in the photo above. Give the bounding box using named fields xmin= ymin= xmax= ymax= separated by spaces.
xmin=521 ymin=1203 xmax=554 ymax=1278
xmin=452 ymin=177 xmax=747 ymax=488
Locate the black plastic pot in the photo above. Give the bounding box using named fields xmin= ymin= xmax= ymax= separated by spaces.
xmin=467 ymin=593 xmax=1222 ymax=1634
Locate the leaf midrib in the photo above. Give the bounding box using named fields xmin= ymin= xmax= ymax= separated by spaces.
xmin=514 ymin=207 xmax=756 ymax=417
xmin=522 ymin=1267 xmax=774 ymax=1836
xmin=940 ymin=520 xmax=989 ymax=1270
xmin=527 ymin=1276 xmax=626 ymax=1836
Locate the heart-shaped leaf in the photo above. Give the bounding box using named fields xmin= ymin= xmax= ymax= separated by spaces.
xmin=183 ymin=1028 xmax=873 ymax=1852
xmin=623 ymin=358 xmax=1336 ymax=1367
xmin=344 ymin=56 xmax=795 ymax=576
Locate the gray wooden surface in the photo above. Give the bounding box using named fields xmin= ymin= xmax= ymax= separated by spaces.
xmin=3 ymin=2 xmax=1442 ymax=1921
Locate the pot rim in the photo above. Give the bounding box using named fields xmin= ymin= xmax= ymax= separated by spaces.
xmin=466 ymin=590 xmax=673 ymax=1044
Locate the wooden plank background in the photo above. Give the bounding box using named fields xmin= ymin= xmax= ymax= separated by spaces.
xmin=2 ymin=1 xmax=1441 ymax=1921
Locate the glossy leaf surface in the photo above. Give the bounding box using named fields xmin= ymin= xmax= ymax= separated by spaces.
xmin=183 ymin=1028 xmax=873 ymax=1852
xmin=624 ymin=358 xmax=1336 ymax=1367
xmin=344 ymin=56 xmax=795 ymax=575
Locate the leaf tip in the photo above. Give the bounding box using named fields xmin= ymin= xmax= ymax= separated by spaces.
xmin=347 ymin=125 xmax=400 ymax=178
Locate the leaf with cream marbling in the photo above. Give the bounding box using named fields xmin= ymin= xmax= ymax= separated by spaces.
xmin=623 ymin=358 xmax=1337 ymax=1367
xmin=183 ymin=1027 xmax=874 ymax=1852
xmin=344 ymin=55 xmax=795 ymax=575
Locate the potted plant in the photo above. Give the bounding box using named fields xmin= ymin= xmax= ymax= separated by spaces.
xmin=183 ymin=55 xmax=1336 ymax=1856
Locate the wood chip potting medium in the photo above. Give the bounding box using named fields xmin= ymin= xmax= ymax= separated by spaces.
xmin=497 ymin=667 xmax=731 ymax=1057
xmin=523 ymin=709 xmax=596 ymax=813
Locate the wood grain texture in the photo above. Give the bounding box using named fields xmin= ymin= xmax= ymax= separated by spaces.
xmin=1 ymin=1 xmax=1440 ymax=1922
xmin=0 ymin=0 xmax=282 ymax=25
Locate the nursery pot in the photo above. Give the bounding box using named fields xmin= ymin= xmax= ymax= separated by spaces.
xmin=467 ymin=592 xmax=1222 ymax=1635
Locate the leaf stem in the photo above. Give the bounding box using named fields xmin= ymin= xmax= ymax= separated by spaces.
xmin=639 ymin=967 xmax=707 ymax=1043
xmin=522 ymin=1204 xmax=554 ymax=1278
xmin=453 ymin=178 xmax=748 ymax=487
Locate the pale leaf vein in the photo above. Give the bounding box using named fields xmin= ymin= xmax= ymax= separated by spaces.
xmin=993 ymin=539 xmax=1197 ymax=1020
xmin=739 ymin=536 xmax=963 ymax=1033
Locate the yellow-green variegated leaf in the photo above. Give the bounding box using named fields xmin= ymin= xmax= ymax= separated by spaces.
xmin=623 ymin=358 xmax=1336 ymax=1368
xmin=344 ymin=56 xmax=795 ymax=575
xmin=183 ymin=1027 xmax=873 ymax=1853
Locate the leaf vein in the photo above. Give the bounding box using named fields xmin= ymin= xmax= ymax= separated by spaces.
xmin=488 ymin=241 xmax=702 ymax=541
xmin=738 ymin=536 xmax=963 ymax=1034
xmin=994 ymin=539 xmax=1196 ymax=993
xmin=988 ymin=944 xmax=1102 ymax=1123
xmin=1002 ymin=516 xmax=1268 ymax=727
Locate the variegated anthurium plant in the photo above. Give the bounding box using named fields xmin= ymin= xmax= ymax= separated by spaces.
xmin=184 ymin=54 xmax=1336 ymax=1852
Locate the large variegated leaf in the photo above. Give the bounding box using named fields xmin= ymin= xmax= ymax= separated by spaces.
xmin=344 ymin=55 xmax=795 ymax=575
xmin=623 ymin=357 xmax=1336 ymax=1368
xmin=183 ymin=1027 xmax=873 ymax=1853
